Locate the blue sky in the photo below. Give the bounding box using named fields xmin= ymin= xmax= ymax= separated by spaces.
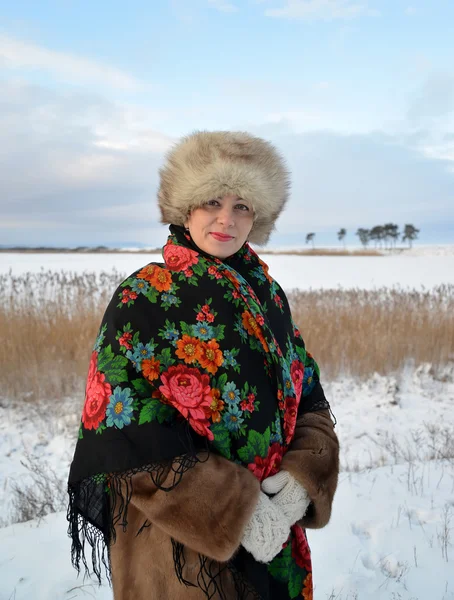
xmin=1 ymin=0 xmax=454 ymax=247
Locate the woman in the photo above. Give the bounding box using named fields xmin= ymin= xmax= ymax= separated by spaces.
xmin=67 ymin=131 xmax=339 ymax=600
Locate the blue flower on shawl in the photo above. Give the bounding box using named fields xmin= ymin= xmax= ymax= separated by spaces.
xmin=106 ymin=387 xmax=134 ymax=429
xmin=136 ymin=342 xmax=155 ymax=359
xmin=222 ymin=350 xmax=238 ymax=368
xmin=131 ymin=279 xmax=150 ymax=294
xmin=222 ymin=382 xmax=240 ymax=405
xmin=192 ymin=322 xmax=214 ymax=340
xmin=126 ymin=349 xmax=142 ymax=372
xmin=270 ymin=281 xmax=279 ymax=296
xmin=162 ymin=327 xmax=179 ymax=343
xmin=270 ymin=412 xmax=283 ymax=444
xmin=223 ymin=405 xmax=244 ymax=432
xmin=251 ymin=267 xmax=266 ymax=283
xmin=161 ymin=293 xmax=179 ymax=309
xmin=303 ymin=367 xmax=316 ymax=396
xmin=234 ymin=318 xmax=248 ymax=343
xmin=282 ymin=363 xmax=294 ymax=394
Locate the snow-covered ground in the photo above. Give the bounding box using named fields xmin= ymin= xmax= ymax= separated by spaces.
xmin=2 ymin=250 xmax=454 ymax=290
xmin=1 ymin=365 xmax=453 ymax=600
xmin=1 ymin=252 xmax=453 ymax=600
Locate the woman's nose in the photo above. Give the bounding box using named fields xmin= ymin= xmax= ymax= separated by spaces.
xmin=217 ymin=207 xmax=235 ymax=227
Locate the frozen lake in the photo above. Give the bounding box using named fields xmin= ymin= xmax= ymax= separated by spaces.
xmin=1 ymin=251 xmax=454 ymax=290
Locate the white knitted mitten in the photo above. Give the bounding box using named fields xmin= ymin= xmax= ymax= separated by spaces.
xmin=241 ymin=491 xmax=291 ymax=563
xmin=261 ymin=470 xmax=311 ymax=526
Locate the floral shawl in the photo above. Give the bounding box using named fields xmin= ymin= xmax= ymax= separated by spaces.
xmin=67 ymin=225 xmax=329 ymax=599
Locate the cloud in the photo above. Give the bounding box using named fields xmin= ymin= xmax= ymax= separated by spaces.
xmin=247 ymin=128 xmax=454 ymax=238
xmin=0 ymin=80 xmax=175 ymax=246
xmin=1 ymin=79 xmax=453 ymax=248
xmin=0 ymin=34 xmax=143 ymax=91
xmin=408 ymin=73 xmax=454 ymax=122
xmin=264 ymin=0 xmax=379 ymax=20
xmin=207 ymin=0 xmax=239 ymax=12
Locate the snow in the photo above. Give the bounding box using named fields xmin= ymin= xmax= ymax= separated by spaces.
xmin=1 ymin=366 xmax=453 ymax=599
xmin=2 ymin=251 xmax=454 ymax=290
xmin=2 ymin=457 xmax=453 ymax=600
xmin=1 ymin=252 xmax=453 ymax=599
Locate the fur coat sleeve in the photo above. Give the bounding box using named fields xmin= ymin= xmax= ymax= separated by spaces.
xmin=126 ymin=452 xmax=261 ymax=563
xmin=281 ymin=409 xmax=339 ymax=529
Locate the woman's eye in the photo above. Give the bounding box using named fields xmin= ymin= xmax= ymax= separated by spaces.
xmin=206 ymin=199 xmax=220 ymax=207
xmin=236 ymin=204 xmax=249 ymax=211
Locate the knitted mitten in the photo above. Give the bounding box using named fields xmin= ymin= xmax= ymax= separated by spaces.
xmin=261 ymin=470 xmax=311 ymax=526
xmin=241 ymin=491 xmax=291 ymax=563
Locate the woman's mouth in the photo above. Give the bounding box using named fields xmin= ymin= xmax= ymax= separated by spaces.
xmin=210 ymin=232 xmax=234 ymax=242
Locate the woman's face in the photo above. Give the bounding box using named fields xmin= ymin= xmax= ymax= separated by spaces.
xmin=184 ymin=194 xmax=254 ymax=259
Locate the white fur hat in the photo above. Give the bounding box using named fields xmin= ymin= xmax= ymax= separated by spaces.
xmin=157 ymin=130 xmax=291 ymax=246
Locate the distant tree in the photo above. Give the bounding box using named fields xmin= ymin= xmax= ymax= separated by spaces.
xmin=370 ymin=225 xmax=385 ymax=248
xmin=356 ymin=228 xmax=370 ymax=248
xmin=389 ymin=223 xmax=400 ymax=248
xmin=305 ymin=232 xmax=315 ymax=248
xmin=402 ymin=224 xmax=420 ymax=248
xmin=383 ymin=223 xmax=400 ymax=249
xmin=337 ymin=228 xmax=347 ymax=248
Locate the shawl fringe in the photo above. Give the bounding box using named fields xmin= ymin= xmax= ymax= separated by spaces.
xmin=67 ymin=454 xmax=201 ymax=584
xmin=171 ymin=540 xmax=262 ymax=600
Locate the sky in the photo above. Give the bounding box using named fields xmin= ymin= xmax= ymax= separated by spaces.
xmin=1 ymin=0 xmax=454 ymax=248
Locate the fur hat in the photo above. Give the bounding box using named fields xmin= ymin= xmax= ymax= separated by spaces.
xmin=157 ymin=130 xmax=291 ymax=246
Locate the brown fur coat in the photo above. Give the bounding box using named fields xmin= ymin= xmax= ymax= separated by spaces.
xmin=109 ymin=410 xmax=339 ymax=599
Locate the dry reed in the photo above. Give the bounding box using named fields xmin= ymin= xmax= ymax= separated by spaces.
xmin=289 ymin=286 xmax=454 ymax=379
xmin=0 ymin=270 xmax=124 ymax=401
xmin=0 ymin=271 xmax=453 ymax=401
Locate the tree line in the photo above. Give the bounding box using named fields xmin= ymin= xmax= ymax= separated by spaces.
xmin=305 ymin=224 xmax=420 ymax=249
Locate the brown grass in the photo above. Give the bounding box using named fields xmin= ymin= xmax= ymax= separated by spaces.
xmin=0 ymin=272 xmax=453 ymax=400
xmin=0 ymin=270 xmax=123 ymax=401
xmin=289 ymin=286 xmax=454 ymax=379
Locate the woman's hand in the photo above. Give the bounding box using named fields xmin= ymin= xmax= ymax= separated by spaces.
xmin=241 ymin=491 xmax=291 ymax=563
xmin=261 ymin=470 xmax=311 ymax=526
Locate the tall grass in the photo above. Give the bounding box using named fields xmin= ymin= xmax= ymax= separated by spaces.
xmin=0 ymin=271 xmax=453 ymax=400
xmin=289 ymin=286 xmax=454 ymax=379
xmin=0 ymin=270 xmax=123 ymax=401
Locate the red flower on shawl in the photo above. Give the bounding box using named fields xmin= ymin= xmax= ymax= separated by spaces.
xmin=247 ymin=442 xmax=284 ymax=482
xmin=159 ymin=364 xmax=214 ymax=440
xmin=291 ymin=524 xmax=312 ymax=573
xmin=121 ymin=289 xmax=138 ymax=304
xmin=290 ymin=359 xmax=304 ymax=402
xmin=283 ymin=396 xmax=298 ymax=444
xmin=163 ymin=244 xmax=199 ymax=272
xmin=82 ymin=351 xmax=112 ymax=430
xmin=119 ymin=331 xmax=133 ymax=350
xmin=208 ymin=265 xmax=222 ymax=279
